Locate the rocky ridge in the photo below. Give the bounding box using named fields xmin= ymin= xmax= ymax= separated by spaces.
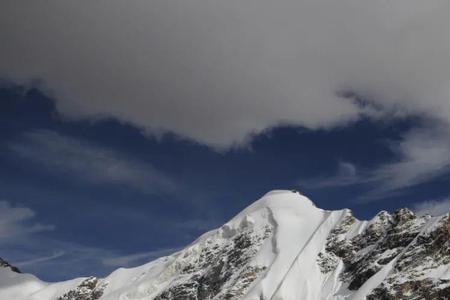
xmin=318 ymin=208 xmax=450 ymax=299
xmin=0 ymin=257 xmax=21 ymax=273
xmin=1 ymin=190 xmax=449 ymax=299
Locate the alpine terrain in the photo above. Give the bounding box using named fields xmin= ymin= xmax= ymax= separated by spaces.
xmin=1 ymin=190 xmax=449 ymax=299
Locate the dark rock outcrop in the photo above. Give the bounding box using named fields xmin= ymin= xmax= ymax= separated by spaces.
xmin=318 ymin=209 xmax=450 ymax=299
xmin=57 ymin=277 xmax=106 ymax=300
xmin=154 ymin=225 xmax=272 ymax=300
xmin=0 ymin=257 xmax=21 ymax=273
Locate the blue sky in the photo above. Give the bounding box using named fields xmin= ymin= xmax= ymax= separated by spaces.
xmin=1 ymin=85 xmax=449 ymax=281
xmin=2 ymin=0 xmax=450 ymax=282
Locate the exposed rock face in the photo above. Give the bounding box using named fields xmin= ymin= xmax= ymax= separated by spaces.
xmin=57 ymin=277 xmax=106 ymax=300
xmin=154 ymin=223 xmax=272 ymax=300
xmin=0 ymin=257 xmax=21 ymax=273
xmin=368 ymin=213 xmax=450 ymax=299
xmin=318 ymin=209 xmax=450 ymax=299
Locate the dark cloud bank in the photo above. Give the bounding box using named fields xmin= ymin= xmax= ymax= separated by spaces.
xmin=1 ymin=0 xmax=450 ymax=148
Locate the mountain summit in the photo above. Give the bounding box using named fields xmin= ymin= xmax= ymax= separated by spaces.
xmin=1 ymin=190 xmax=449 ymax=299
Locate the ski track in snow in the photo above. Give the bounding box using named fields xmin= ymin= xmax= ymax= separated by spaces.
xmin=268 ymin=211 xmax=332 ymax=300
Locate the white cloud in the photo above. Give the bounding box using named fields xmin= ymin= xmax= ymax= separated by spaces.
xmin=413 ymin=198 xmax=450 ymax=216
xmin=302 ymin=125 xmax=450 ymax=200
xmin=366 ymin=126 xmax=450 ymax=197
xmin=2 ymin=0 xmax=450 ymax=148
xmin=8 ymin=130 xmax=175 ymax=194
xmin=0 ymin=201 xmax=54 ymax=240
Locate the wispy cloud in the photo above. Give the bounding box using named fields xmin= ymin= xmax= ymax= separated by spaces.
xmin=14 ymin=251 xmax=65 ymax=267
xmin=301 ymin=125 xmax=450 ymax=201
xmin=8 ymin=130 xmax=175 ymax=194
xmin=173 ymin=218 xmax=219 ymax=233
xmin=368 ymin=126 xmax=450 ymax=194
xmin=0 ymin=199 xmax=180 ymax=279
xmin=413 ymin=198 xmax=450 ymax=216
xmin=0 ymin=200 xmax=54 ymax=240
xmin=301 ymin=161 xmax=363 ymax=189
xmin=8 ymin=239 xmax=181 ymax=279
xmin=101 ymin=248 xmax=180 ymax=268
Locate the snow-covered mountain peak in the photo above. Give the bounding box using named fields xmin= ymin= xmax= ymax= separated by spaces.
xmin=1 ymin=191 xmax=449 ymax=299
xmin=253 ymin=189 xmax=317 ymax=209
xmin=236 ymin=189 xmax=317 ymax=214
xmin=226 ymin=189 xmax=320 ymax=227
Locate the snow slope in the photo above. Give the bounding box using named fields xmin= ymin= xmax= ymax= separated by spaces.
xmin=1 ymin=190 xmax=449 ymax=299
